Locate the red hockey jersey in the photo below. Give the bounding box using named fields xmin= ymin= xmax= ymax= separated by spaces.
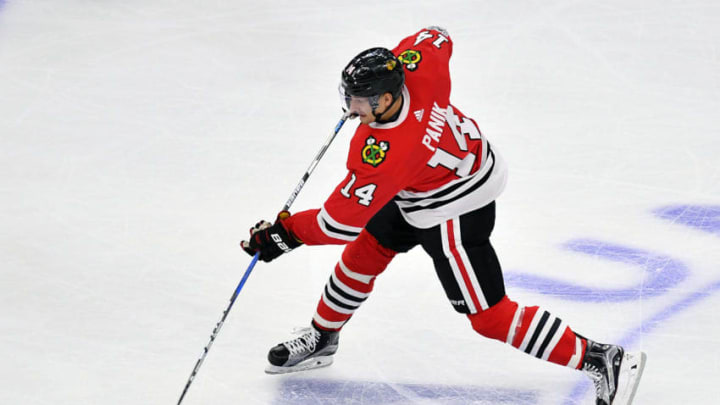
xmin=285 ymin=27 xmax=508 ymax=245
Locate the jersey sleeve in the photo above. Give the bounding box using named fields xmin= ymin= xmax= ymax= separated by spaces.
xmin=284 ymin=163 xmax=405 ymax=246
xmin=283 ymin=127 xmax=419 ymax=246
xmin=393 ymin=26 xmax=453 ymax=100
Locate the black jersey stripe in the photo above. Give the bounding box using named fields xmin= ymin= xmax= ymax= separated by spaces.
xmin=524 ymin=311 xmax=550 ymax=354
xmin=536 ymin=317 xmax=562 ymax=359
xmin=400 ymin=150 xmax=496 ymax=214
xmin=394 ymin=170 xmax=476 ymax=203
xmin=395 ymin=146 xmax=494 ymax=204
xmin=321 ymin=217 xmax=361 ymax=238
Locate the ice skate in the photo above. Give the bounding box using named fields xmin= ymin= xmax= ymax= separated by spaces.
xmin=264 ymin=325 xmax=339 ymax=375
xmin=581 ymin=339 xmax=647 ymax=405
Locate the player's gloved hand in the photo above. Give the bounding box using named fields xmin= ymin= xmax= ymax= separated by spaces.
xmin=240 ymin=211 xmax=303 ymax=263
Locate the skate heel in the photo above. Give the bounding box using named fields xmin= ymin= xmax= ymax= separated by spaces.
xmin=612 ymin=351 xmax=647 ymax=405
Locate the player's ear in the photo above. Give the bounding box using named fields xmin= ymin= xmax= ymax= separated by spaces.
xmin=382 ymin=92 xmax=393 ymax=107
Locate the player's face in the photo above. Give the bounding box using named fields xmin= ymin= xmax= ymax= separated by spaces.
xmin=347 ymin=97 xmax=376 ymax=124
xmin=340 ymin=88 xmax=395 ymax=125
xmin=339 ymin=84 xmax=382 ymax=124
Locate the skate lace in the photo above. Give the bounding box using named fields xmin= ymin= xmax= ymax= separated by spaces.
xmin=283 ymin=327 xmax=320 ymax=357
xmin=582 ymin=363 xmax=605 ymax=398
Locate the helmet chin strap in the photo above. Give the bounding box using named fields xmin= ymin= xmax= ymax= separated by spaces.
xmin=373 ymin=94 xmax=403 ymax=124
xmin=368 ymin=94 xmax=382 ymax=119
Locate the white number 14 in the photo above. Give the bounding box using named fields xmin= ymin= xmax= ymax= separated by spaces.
xmin=340 ymin=173 xmax=377 ymax=206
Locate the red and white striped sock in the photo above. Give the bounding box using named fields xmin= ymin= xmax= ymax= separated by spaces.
xmin=312 ymin=230 xmax=395 ymax=331
xmin=468 ymin=296 xmax=587 ymax=369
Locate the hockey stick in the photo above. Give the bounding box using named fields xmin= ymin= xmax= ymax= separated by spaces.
xmin=176 ymin=111 xmax=353 ymax=405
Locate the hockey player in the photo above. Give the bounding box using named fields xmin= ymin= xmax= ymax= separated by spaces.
xmin=241 ymin=27 xmax=646 ymax=405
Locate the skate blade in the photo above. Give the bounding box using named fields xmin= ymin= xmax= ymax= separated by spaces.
xmin=613 ymin=351 xmax=647 ymax=405
xmin=264 ymin=356 xmax=334 ymax=375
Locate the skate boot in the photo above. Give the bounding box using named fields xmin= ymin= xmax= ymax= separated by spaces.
xmin=581 ymin=339 xmax=647 ymax=405
xmin=265 ymin=325 xmax=339 ymax=375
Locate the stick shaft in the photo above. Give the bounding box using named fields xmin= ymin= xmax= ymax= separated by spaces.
xmin=177 ymin=112 xmax=351 ymax=404
xmin=176 ymin=252 xmax=259 ymax=404
xmin=282 ymin=112 xmax=351 ymax=211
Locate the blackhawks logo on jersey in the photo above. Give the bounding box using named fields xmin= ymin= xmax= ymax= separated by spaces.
xmin=362 ymin=136 xmax=390 ymax=167
xmin=398 ymin=49 xmax=422 ymax=71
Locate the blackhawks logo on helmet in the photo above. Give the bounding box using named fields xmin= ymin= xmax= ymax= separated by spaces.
xmin=362 ymin=136 xmax=390 ymax=167
xmin=398 ymin=49 xmax=422 ymax=71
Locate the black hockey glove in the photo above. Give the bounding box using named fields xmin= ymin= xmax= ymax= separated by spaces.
xmin=241 ymin=212 xmax=303 ymax=263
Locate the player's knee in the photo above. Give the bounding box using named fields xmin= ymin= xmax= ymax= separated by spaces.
xmin=342 ymin=230 xmax=397 ymax=275
xmin=466 ymin=296 xmax=518 ymax=342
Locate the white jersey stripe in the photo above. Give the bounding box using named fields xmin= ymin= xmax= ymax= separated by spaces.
xmin=506 ymin=306 xmax=523 ymax=345
xmin=395 ymin=155 xmax=487 ymax=200
xmin=452 ymin=217 xmax=489 ymax=310
xmin=394 ymin=154 xmax=493 ymax=208
xmin=338 ymin=259 xmax=374 ymax=284
xmin=319 ymin=206 xmax=363 ymax=233
xmin=312 ymin=313 xmax=345 ymax=330
xmin=440 ymin=221 xmax=477 ymax=313
xmin=395 ymin=149 xmax=508 ymax=229
xmin=518 ymin=309 xmax=544 ymax=352
xmin=316 ymin=211 xmax=358 ymax=242
xmin=541 ymin=322 xmax=568 ymax=361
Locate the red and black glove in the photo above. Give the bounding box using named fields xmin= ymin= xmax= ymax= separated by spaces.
xmin=241 ymin=211 xmax=303 ymax=263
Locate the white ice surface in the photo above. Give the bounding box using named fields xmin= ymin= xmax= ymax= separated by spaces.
xmin=1 ymin=1 xmax=719 ymax=404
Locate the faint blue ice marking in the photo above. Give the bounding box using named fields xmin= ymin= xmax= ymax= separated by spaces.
xmin=563 ymin=278 xmax=720 ymax=404
xmin=564 ymin=204 xmax=720 ymax=403
xmin=273 ymin=378 xmax=538 ymax=405
xmin=504 ymin=239 xmax=688 ymax=302
xmin=654 ymin=204 xmax=720 ymax=235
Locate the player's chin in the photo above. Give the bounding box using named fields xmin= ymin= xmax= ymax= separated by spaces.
xmin=358 ymin=114 xmax=373 ymax=124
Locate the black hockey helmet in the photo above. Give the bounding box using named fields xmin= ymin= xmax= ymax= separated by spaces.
xmin=339 ymin=47 xmax=404 ymax=114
